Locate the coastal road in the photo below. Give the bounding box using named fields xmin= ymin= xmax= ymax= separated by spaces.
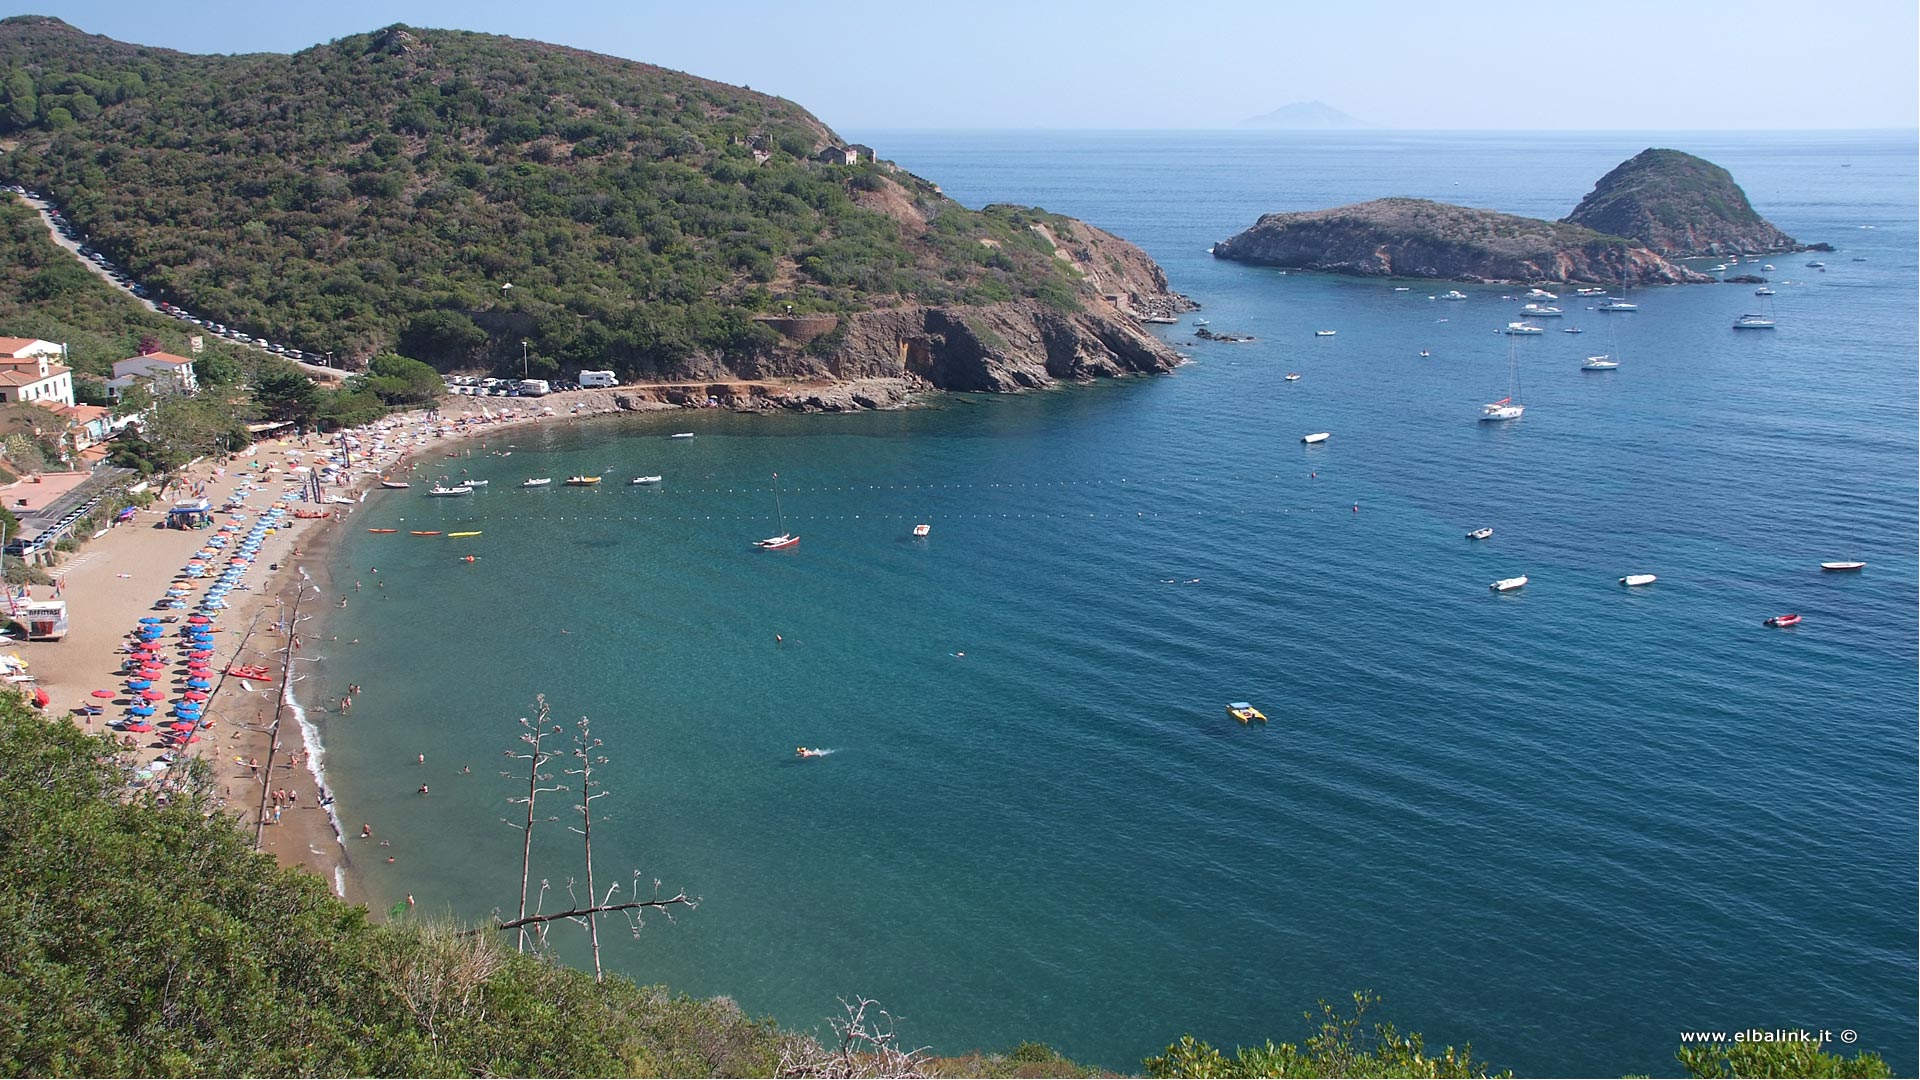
xmin=5 ymin=191 xmax=345 ymax=383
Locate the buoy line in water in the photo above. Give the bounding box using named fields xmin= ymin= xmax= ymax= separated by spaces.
xmin=486 ymin=505 xmax=1367 ymax=525
xmin=497 ymin=474 xmax=1331 ymax=497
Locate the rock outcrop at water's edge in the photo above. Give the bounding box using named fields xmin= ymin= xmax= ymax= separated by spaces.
xmin=1211 ymin=198 xmax=1710 ymax=286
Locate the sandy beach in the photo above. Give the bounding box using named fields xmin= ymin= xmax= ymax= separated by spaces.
xmin=22 ymin=398 xmax=598 ymax=901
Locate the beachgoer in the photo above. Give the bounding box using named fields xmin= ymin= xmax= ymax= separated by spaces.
xmin=461 ymin=765 xmax=470 ymax=774
xmin=418 ymin=784 xmax=429 ymax=795
xmin=361 ymin=824 xmax=372 ymax=838
xmin=387 ymin=856 xmax=395 ymax=864
xmin=416 ymin=753 xmax=424 ymax=766
xmin=248 ymin=756 xmax=260 ymax=777
xmin=339 ymin=596 xmax=348 ymax=608
xmin=405 ymin=894 xmax=415 ymax=908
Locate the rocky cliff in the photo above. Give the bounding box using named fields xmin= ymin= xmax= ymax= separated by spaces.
xmin=1562 ymin=148 xmax=1800 ymax=257
xmin=1211 ymin=198 xmax=1709 ymax=286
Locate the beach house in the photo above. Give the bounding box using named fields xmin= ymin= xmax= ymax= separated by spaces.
xmin=0 ymin=337 xmax=76 ymax=406
xmin=108 ymin=350 xmax=198 ymax=399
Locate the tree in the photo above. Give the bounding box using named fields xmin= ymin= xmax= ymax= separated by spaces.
xmin=361 ymin=352 xmax=443 ymax=405
xmin=251 ymin=358 xmax=320 ymax=427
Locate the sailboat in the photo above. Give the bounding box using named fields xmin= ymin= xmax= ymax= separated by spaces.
xmin=1481 ymin=333 xmax=1524 ymax=421
xmin=754 ymin=473 xmax=799 ymax=549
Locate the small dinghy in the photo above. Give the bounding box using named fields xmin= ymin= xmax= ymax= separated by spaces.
xmin=1490 ymin=575 xmax=1528 ymax=592
xmin=912 ymin=524 xmax=931 ymax=537
xmin=379 ymin=479 xmax=410 ymax=489
xmin=630 ymin=475 xmax=663 ymax=485
xmin=1314 ymin=330 xmax=1336 ymax=337
xmin=1466 ymin=527 xmax=1493 ymax=541
xmin=1301 ymin=432 xmax=1330 ymax=444
xmin=1764 ymin=613 xmax=1802 ymax=627
xmin=1619 ymin=574 xmax=1657 ymax=587
xmin=1820 ymin=561 xmax=1866 ymax=572
xmin=1284 ymin=373 xmax=1301 ymax=381
xmin=670 ymin=432 xmax=695 ymax=439
xmin=522 ymin=477 xmax=551 ymax=488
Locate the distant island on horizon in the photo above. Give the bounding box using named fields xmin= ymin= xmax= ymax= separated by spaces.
xmin=1239 ymin=100 xmax=1366 ymax=129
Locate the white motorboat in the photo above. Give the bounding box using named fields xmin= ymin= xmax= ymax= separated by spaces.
xmin=1710 ymin=264 xmax=1728 ymax=272
xmin=426 ymin=484 xmax=472 ymax=497
xmin=1438 ymin=290 xmax=1468 ymax=301
xmin=1284 ymin=373 xmax=1301 ymax=381
xmin=1524 ymin=288 xmax=1559 ymax=301
xmin=1582 ymin=355 xmax=1619 ymax=370
xmin=630 ymin=475 xmax=663 ymax=485
xmin=1562 ymin=327 xmax=1583 ymax=334
xmin=1820 ymin=561 xmax=1866 ymax=572
xmin=1619 ymin=574 xmax=1657 ymax=587
xmin=1575 ymin=287 xmax=1608 ymax=296
xmin=1762 ymin=264 xmax=1776 ymax=271
xmin=1519 ymin=304 xmax=1564 ymax=317
xmin=522 ymin=477 xmax=551 ymax=487
xmin=1301 ymin=432 xmax=1330 ymax=444
xmin=1754 ymin=286 xmax=1776 ymax=296
xmin=464 ymin=479 xmax=489 ymax=486
xmin=1314 ymin=330 xmax=1336 ymax=337
xmin=1501 ymin=322 xmax=1545 ymax=335
xmin=379 ymin=479 xmax=410 ymax=489
xmin=912 ymin=524 xmax=931 ymax=537
xmin=1733 ymin=313 xmax=1776 ymax=329
xmin=1596 ymin=298 xmax=1638 ymax=311
xmin=1806 ymin=260 xmax=1826 ymax=268
xmin=1466 ymin=527 xmax=1493 ymax=540
xmin=670 ymin=432 xmax=695 ymax=439
xmin=1490 ymin=575 xmax=1528 ymax=592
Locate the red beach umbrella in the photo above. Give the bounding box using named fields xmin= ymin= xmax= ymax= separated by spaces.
xmin=187 ymin=616 xmax=211 ymax=625
xmin=189 ymin=651 xmax=213 ymax=660
xmin=183 ymin=691 xmax=209 ymax=702
xmin=90 ymin=690 xmax=114 ymax=699
xmin=140 ymin=689 xmax=164 ymax=701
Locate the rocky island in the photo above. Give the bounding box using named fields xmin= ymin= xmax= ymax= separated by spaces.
xmin=1212 ymin=148 xmax=1807 ymax=286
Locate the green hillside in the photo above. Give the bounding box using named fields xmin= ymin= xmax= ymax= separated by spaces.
xmin=0 ymin=17 xmax=1086 ymax=379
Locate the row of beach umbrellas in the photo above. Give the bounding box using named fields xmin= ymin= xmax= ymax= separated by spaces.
xmin=110 ymin=499 xmax=292 ymax=743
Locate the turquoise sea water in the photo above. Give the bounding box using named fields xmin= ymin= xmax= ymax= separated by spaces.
xmin=306 ymin=132 xmax=1916 ymax=1076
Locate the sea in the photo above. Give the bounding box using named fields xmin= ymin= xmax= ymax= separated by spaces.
xmin=300 ymin=131 xmax=1917 ymax=1077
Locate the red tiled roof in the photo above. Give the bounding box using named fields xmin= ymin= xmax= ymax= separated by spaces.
xmin=119 ymin=352 xmax=194 ymax=366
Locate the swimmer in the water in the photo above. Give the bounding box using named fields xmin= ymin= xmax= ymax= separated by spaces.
xmin=796 ymin=747 xmax=826 ymax=758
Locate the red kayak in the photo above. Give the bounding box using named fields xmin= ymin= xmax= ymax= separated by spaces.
xmin=1764 ymin=614 xmax=1802 ymax=628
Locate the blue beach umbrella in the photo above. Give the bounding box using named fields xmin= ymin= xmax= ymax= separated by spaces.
xmin=126 ymin=678 xmax=152 ymax=690
xmin=129 ymin=705 xmax=155 ymax=717
xmin=138 ymin=617 xmax=162 ymax=624
xmin=186 ymin=678 xmax=210 ymax=690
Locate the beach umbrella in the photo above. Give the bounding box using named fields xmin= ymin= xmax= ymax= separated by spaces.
xmin=187 ymin=616 xmax=210 ymax=625
xmin=189 ymin=651 xmax=212 ymax=660
xmin=140 ymin=689 xmax=164 ymax=701
xmin=183 ymin=691 xmax=208 ymax=702
xmin=90 ymin=689 xmax=114 ymax=699
xmin=126 ymin=678 xmax=151 ymax=690
xmin=128 ymin=706 xmax=153 ymax=718
xmin=186 ymin=678 xmax=210 ymax=690
xmin=138 ymin=617 xmax=162 ymax=624
xmin=166 ymin=601 xmax=188 ymax=610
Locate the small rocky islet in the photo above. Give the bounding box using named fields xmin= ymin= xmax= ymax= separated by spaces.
xmin=1210 ymin=148 xmax=1812 ymax=286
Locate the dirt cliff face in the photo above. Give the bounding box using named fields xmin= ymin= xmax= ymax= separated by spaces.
xmin=1562 ymin=149 xmax=1801 ymax=257
xmin=1212 ymin=198 xmax=1708 ymax=285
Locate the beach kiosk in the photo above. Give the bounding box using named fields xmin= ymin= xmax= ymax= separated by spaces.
xmin=167 ymin=498 xmax=213 ymax=530
xmin=21 ymin=599 xmax=67 ymax=641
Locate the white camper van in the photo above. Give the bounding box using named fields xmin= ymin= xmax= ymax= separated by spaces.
xmin=579 ymin=370 xmax=617 ymax=388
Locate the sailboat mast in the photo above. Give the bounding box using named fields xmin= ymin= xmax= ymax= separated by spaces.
xmin=772 ymin=472 xmax=785 ymax=532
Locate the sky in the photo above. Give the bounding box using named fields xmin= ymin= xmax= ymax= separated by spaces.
xmin=15 ymin=0 xmax=1920 ymax=131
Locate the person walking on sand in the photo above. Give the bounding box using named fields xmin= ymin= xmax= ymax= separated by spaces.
xmin=248 ymin=756 xmax=260 ymax=777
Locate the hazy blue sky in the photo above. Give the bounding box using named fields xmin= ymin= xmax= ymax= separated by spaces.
xmin=21 ymin=0 xmax=1920 ymax=130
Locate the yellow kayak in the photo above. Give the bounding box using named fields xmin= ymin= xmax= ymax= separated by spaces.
xmin=448 ymin=531 xmax=482 ymax=538
xmin=1226 ymin=702 xmax=1268 ymax=724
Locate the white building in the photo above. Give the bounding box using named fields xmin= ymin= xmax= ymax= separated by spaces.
xmin=108 ymin=351 xmax=198 ymax=399
xmin=0 ymin=337 xmax=75 ymax=406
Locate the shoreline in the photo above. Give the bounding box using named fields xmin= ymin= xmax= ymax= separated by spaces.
xmin=30 ymin=397 xmax=625 ymax=907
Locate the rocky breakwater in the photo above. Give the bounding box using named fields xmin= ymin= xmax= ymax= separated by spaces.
xmin=1562 ymin=148 xmax=1803 ymax=257
xmin=1212 ymin=198 xmax=1708 ymax=286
